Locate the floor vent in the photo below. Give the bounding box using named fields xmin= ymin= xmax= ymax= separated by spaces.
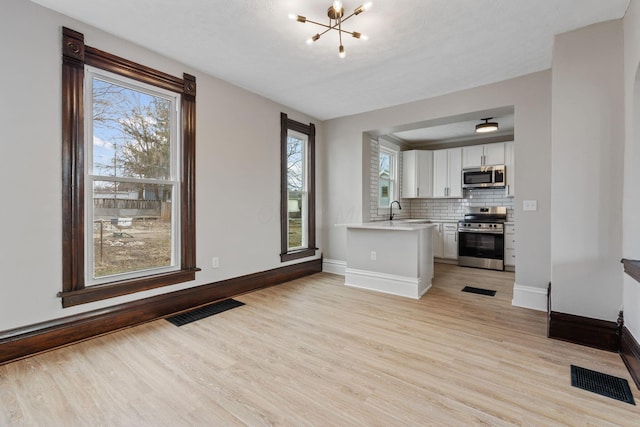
xmin=461 ymin=286 xmax=496 ymax=297
xmin=571 ymin=365 xmax=635 ymax=405
xmin=166 ymin=299 xmax=245 ymax=327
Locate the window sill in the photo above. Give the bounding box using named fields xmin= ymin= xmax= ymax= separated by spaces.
xmin=58 ymin=268 xmax=200 ymax=308
xmin=281 ymin=248 xmax=317 ymax=263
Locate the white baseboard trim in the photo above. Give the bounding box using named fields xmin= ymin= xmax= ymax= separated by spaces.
xmin=323 ymin=259 xmax=346 ymax=275
xmin=344 ymin=268 xmax=431 ymax=299
xmin=512 ymin=283 xmax=547 ymax=312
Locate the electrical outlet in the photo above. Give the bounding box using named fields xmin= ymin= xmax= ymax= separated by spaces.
xmin=370 ymin=251 xmax=377 ymax=261
xmin=212 ymin=257 xmax=219 ymax=268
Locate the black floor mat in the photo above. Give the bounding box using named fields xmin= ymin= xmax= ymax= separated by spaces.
xmin=461 ymin=286 xmax=496 ymax=296
xmin=571 ymin=365 xmax=635 ymax=405
xmin=166 ymin=299 xmax=245 ymax=326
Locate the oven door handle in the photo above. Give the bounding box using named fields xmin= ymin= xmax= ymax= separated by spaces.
xmin=457 ymin=229 xmax=503 ymax=235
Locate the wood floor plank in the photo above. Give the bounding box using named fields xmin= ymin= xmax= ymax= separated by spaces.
xmin=1 ymin=264 xmax=638 ymax=426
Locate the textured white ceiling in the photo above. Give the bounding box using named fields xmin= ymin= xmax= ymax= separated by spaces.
xmin=30 ymin=0 xmax=629 ymax=121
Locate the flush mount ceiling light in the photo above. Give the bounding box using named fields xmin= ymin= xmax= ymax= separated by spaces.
xmin=475 ymin=117 xmax=499 ymax=133
xmin=289 ymin=1 xmax=372 ymax=59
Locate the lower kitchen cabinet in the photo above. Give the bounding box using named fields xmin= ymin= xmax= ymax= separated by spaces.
xmin=443 ymin=224 xmax=458 ymax=259
xmin=432 ymin=223 xmax=443 ymax=258
xmin=505 ymin=223 xmax=516 ymax=269
xmin=433 ymin=222 xmax=458 ymax=260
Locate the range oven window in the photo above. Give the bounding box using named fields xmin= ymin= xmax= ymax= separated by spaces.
xmin=458 ymin=232 xmax=504 ymax=260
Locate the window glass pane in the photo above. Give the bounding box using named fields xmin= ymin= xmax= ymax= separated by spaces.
xmin=379 ymin=151 xmax=391 ymax=206
xmin=92 ymin=181 xmax=174 ymax=279
xmin=92 ymin=78 xmax=171 ymax=180
xmin=287 ymin=131 xmax=306 ymax=250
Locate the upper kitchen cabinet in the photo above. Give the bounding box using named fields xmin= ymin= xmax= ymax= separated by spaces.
xmin=402 ymin=150 xmax=433 ymax=198
xmin=504 ymin=141 xmax=515 ymax=197
xmin=433 ymin=147 xmax=462 ymax=198
xmin=462 ymin=142 xmax=505 ymax=168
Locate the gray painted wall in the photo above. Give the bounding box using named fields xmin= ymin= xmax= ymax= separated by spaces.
xmin=550 ymin=20 xmax=625 ymax=322
xmin=623 ymin=0 xmax=640 ymax=339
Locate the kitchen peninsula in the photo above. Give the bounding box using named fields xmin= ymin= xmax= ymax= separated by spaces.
xmin=345 ymin=221 xmax=435 ymax=299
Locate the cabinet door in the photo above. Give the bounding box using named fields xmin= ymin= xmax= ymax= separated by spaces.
xmin=402 ymin=150 xmax=433 ymax=198
xmin=504 ymin=141 xmax=515 ymax=197
xmin=443 ymin=224 xmax=458 ymax=259
xmin=432 ymin=223 xmax=443 ymax=258
xmin=432 ymin=149 xmax=448 ymax=197
xmin=504 ymin=224 xmax=515 ymax=266
xmin=416 ymin=151 xmax=433 ymax=198
xmin=462 ymin=145 xmax=484 ymax=168
xmin=484 ymin=142 xmax=505 ymax=166
xmin=402 ymin=150 xmax=417 ymax=198
xmin=447 ymin=147 xmax=462 ymax=198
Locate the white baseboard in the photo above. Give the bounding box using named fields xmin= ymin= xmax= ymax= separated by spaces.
xmin=323 ymin=258 xmax=346 ymax=275
xmin=512 ymin=283 xmax=547 ymax=312
xmin=345 ymin=268 xmax=431 ymax=299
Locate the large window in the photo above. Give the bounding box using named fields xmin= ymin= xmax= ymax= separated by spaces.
xmin=280 ymin=113 xmax=316 ymax=262
xmin=379 ymin=145 xmax=398 ymax=207
xmin=60 ymin=27 xmax=198 ymax=307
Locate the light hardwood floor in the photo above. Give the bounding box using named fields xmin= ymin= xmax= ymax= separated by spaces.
xmin=1 ymin=264 xmax=639 ymax=426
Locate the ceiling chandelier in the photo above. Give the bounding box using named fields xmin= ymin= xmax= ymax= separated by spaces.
xmin=289 ymin=1 xmax=373 ymax=58
xmin=475 ymin=117 xmax=499 ymax=133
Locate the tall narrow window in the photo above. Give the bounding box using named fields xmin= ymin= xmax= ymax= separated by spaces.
xmin=60 ymin=27 xmax=198 ymax=307
xmin=86 ymin=68 xmax=180 ymax=285
xmin=281 ymin=113 xmax=316 ymax=262
xmin=379 ymin=145 xmax=397 ymax=207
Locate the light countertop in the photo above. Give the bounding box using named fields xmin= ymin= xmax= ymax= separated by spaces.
xmin=346 ymin=220 xmax=436 ymax=231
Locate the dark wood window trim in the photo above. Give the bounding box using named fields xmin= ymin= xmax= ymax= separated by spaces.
xmin=280 ymin=113 xmax=316 ymax=262
xmin=59 ymin=27 xmax=199 ymax=308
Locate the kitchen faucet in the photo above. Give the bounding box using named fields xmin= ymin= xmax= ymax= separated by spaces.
xmin=389 ymin=200 xmax=402 ymax=220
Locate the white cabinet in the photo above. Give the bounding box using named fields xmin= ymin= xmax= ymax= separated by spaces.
xmin=402 ymin=150 xmax=433 ymax=198
xmin=433 ymin=148 xmax=462 ymax=198
xmin=432 ymin=223 xmax=443 ymax=258
xmin=504 ymin=141 xmax=515 ymax=197
xmin=432 ymin=222 xmax=457 ymax=260
xmin=443 ymin=223 xmax=458 ymax=259
xmin=462 ymin=142 xmax=505 ymax=168
xmin=504 ymin=223 xmax=516 ymax=268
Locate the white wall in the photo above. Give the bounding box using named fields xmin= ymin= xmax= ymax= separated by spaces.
xmin=0 ymin=0 xmax=322 ymax=331
xmin=550 ymin=20 xmax=625 ymax=321
xmin=322 ymin=71 xmax=553 ymax=302
xmin=623 ymin=0 xmax=640 ymax=338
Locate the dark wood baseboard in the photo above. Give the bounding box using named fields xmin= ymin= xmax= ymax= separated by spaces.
xmin=0 ymin=258 xmax=322 ymax=365
xmin=621 ymin=326 xmax=640 ymax=389
xmin=548 ymin=311 xmax=620 ymax=352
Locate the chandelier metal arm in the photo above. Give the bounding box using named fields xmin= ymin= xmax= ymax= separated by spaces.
xmin=304 ymin=19 xmax=359 ymax=37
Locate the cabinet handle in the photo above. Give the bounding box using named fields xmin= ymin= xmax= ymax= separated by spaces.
xmin=417 ymin=187 xmax=419 ymax=197
xmin=455 ymin=232 xmax=457 ymax=242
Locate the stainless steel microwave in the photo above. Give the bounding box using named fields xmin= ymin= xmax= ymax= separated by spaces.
xmin=462 ymin=165 xmax=506 ymax=189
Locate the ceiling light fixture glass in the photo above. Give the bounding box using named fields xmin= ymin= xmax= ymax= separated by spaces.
xmin=290 ymin=1 xmax=372 ymax=58
xmin=475 ymin=117 xmax=499 ymax=133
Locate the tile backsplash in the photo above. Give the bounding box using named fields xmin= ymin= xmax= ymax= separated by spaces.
xmin=369 ymin=139 xmax=515 ymax=222
xmin=409 ymin=189 xmax=515 ymax=221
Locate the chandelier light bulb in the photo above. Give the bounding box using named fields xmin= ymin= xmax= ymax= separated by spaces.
xmin=339 ymin=45 xmax=346 ymax=58
xmin=333 ymin=1 xmax=343 ymax=12
xmin=288 ymin=13 xmax=297 ymax=20
xmin=307 ymin=33 xmax=321 ymax=44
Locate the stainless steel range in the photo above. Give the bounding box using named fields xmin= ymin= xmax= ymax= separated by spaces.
xmin=457 ymin=207 xmax=506 ymax=271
